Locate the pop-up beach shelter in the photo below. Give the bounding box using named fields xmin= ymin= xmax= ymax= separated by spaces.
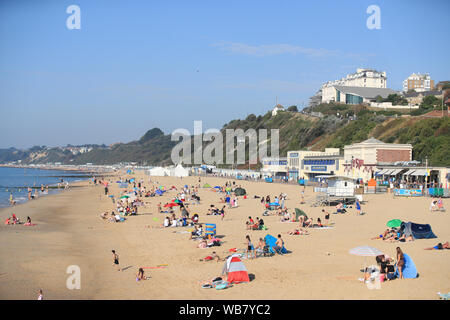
xmin=221 ymin=254 xmax=249 ymax=284
xmin=234 ymin=188 xmax=246 ymax=196
xmin=294 ymin=208 xmax=308 ymax=221
xmin=400 ymin=222 xmax=437 ymax=239
xmin=203 ymin=183 xmax=211 ymax=188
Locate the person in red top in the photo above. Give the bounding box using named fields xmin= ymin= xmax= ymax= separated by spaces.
xmin=246 ymin=216 xmax=254 ymax=230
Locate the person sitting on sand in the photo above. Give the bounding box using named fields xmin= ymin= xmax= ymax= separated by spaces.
xmin=273 ymin=234 xmax=285 ymax=254
xmin=336 ymin=202 xmax=346 ymax=214
xmin=313 ymin=218 xmax=323 ymax=228
xmin=303 ymin=217 xmax=313 ymax=228
xmin=280 ymin=211 xmax=291 ymax=222
xmin=189 ymin=224 xmax=203 ymax=239
xmin=245 ymin=216 xmax=254 ymax=230
xmin=424 ymin=241 xmax=450 ymax=250
xmin=430 ymin=198 xmax=437 ymax=212
xmin=100 ymin=212 xmax=108 ymax=219
xmin=255 ymin=237 xmax=265 ymax=253
xmin=136 ymin=268 xmax=146 ymax=281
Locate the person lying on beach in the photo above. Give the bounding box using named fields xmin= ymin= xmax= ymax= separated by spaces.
xmin=280 ymin=211 xmax=291 ymax=222
xmin=197 ymin=237 xmax=208 ymax=248
xmin=199 ymin=251 xmax=223 ymax=262
xmin=287 ymin=228 xmax=309 ymax=235
xmin=371 ymin=229 xmax=393 ymax=240
xmin=424 ymin=242 xmax=450 ymax=250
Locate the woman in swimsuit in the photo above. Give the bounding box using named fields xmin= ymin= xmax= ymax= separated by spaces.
xmin=396 ymin=247 xmax=404 ymax=279
xmin=424 ymin=241 xmax=450 ymax=250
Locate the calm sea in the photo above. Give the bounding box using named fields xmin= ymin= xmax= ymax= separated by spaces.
xmin=0 ymin=167 xmax=90 ymax=208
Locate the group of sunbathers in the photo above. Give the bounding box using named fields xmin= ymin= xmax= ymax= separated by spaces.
xmin=5 ymin=214 xmax=33 ymax=226
xmin=371 ymin=228 xmax=413 ymax=242
xmin=245 ymin=216 xmax=266 ymax=230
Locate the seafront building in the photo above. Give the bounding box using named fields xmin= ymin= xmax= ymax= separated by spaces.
xmin=261 ymin=138 xmax=448 ymax=187
xmin=319 ymin=68 xmax=399 ymax=105
xmin=402 ymin=73 xmax=434 ymax=92
xmin=342 ymin=138 xmax=412 ymax=181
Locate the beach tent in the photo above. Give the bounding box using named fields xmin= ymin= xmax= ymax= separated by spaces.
xmin=155 ymin=189 xmax=164 ymax=196
xmin=394 ymin=253 xmax=418 ymax=279
xmin=264 ymin=234 xmax=287 ymax=254
xmin=149 ymin=167 xmax=170 ymax=176
xmin=203 ymin=183 xmax=211 ymax=188
xmin=265 ymin=177 xmax=273 ymax=183
xmin=400 ymin=222 xmax=437 ymax=239
xmin=172 ymin=164 xmax=189 ymax=177
xmin=234 ymin=188 xmax=246 ymax=196
xmin=294 ymin=208 xmax=308 ymax=221
xmin=221 ymin=254 xmax=250 ymax=284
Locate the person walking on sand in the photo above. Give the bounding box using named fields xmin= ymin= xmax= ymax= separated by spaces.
xmin=112 ymin=250 xmax=121 ymax=271
xmin=355 ymin=199 xmax=361 ymax=216
xmin=245 ymin=235 xmax=255 ymax=259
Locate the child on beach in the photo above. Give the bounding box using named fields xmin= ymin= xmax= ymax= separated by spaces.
xmin=136 ymin=268 xmax=146 ymax=281
xmin=37 ymin=289 xmax=43 ymax=300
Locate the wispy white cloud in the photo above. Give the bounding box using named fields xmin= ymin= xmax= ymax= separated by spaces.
xmin=212 ymin=41 xmax=373 ymax=61
xmin=212 ymin=41 xmax=338 ymax=58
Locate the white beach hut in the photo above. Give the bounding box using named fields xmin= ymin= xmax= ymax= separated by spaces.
xmin=171 ymin=164 xmax=189 ymax=177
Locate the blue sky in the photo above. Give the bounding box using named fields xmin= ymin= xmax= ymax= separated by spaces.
xmin=0 ymin=0 xmax=449 ymax=148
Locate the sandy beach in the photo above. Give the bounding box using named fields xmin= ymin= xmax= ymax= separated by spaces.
xmin=0 ymin=171 xmax=449 ymax=300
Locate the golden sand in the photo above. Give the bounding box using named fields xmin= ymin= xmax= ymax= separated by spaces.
xmin=0 ymin=171 xmax=449 ymax=299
